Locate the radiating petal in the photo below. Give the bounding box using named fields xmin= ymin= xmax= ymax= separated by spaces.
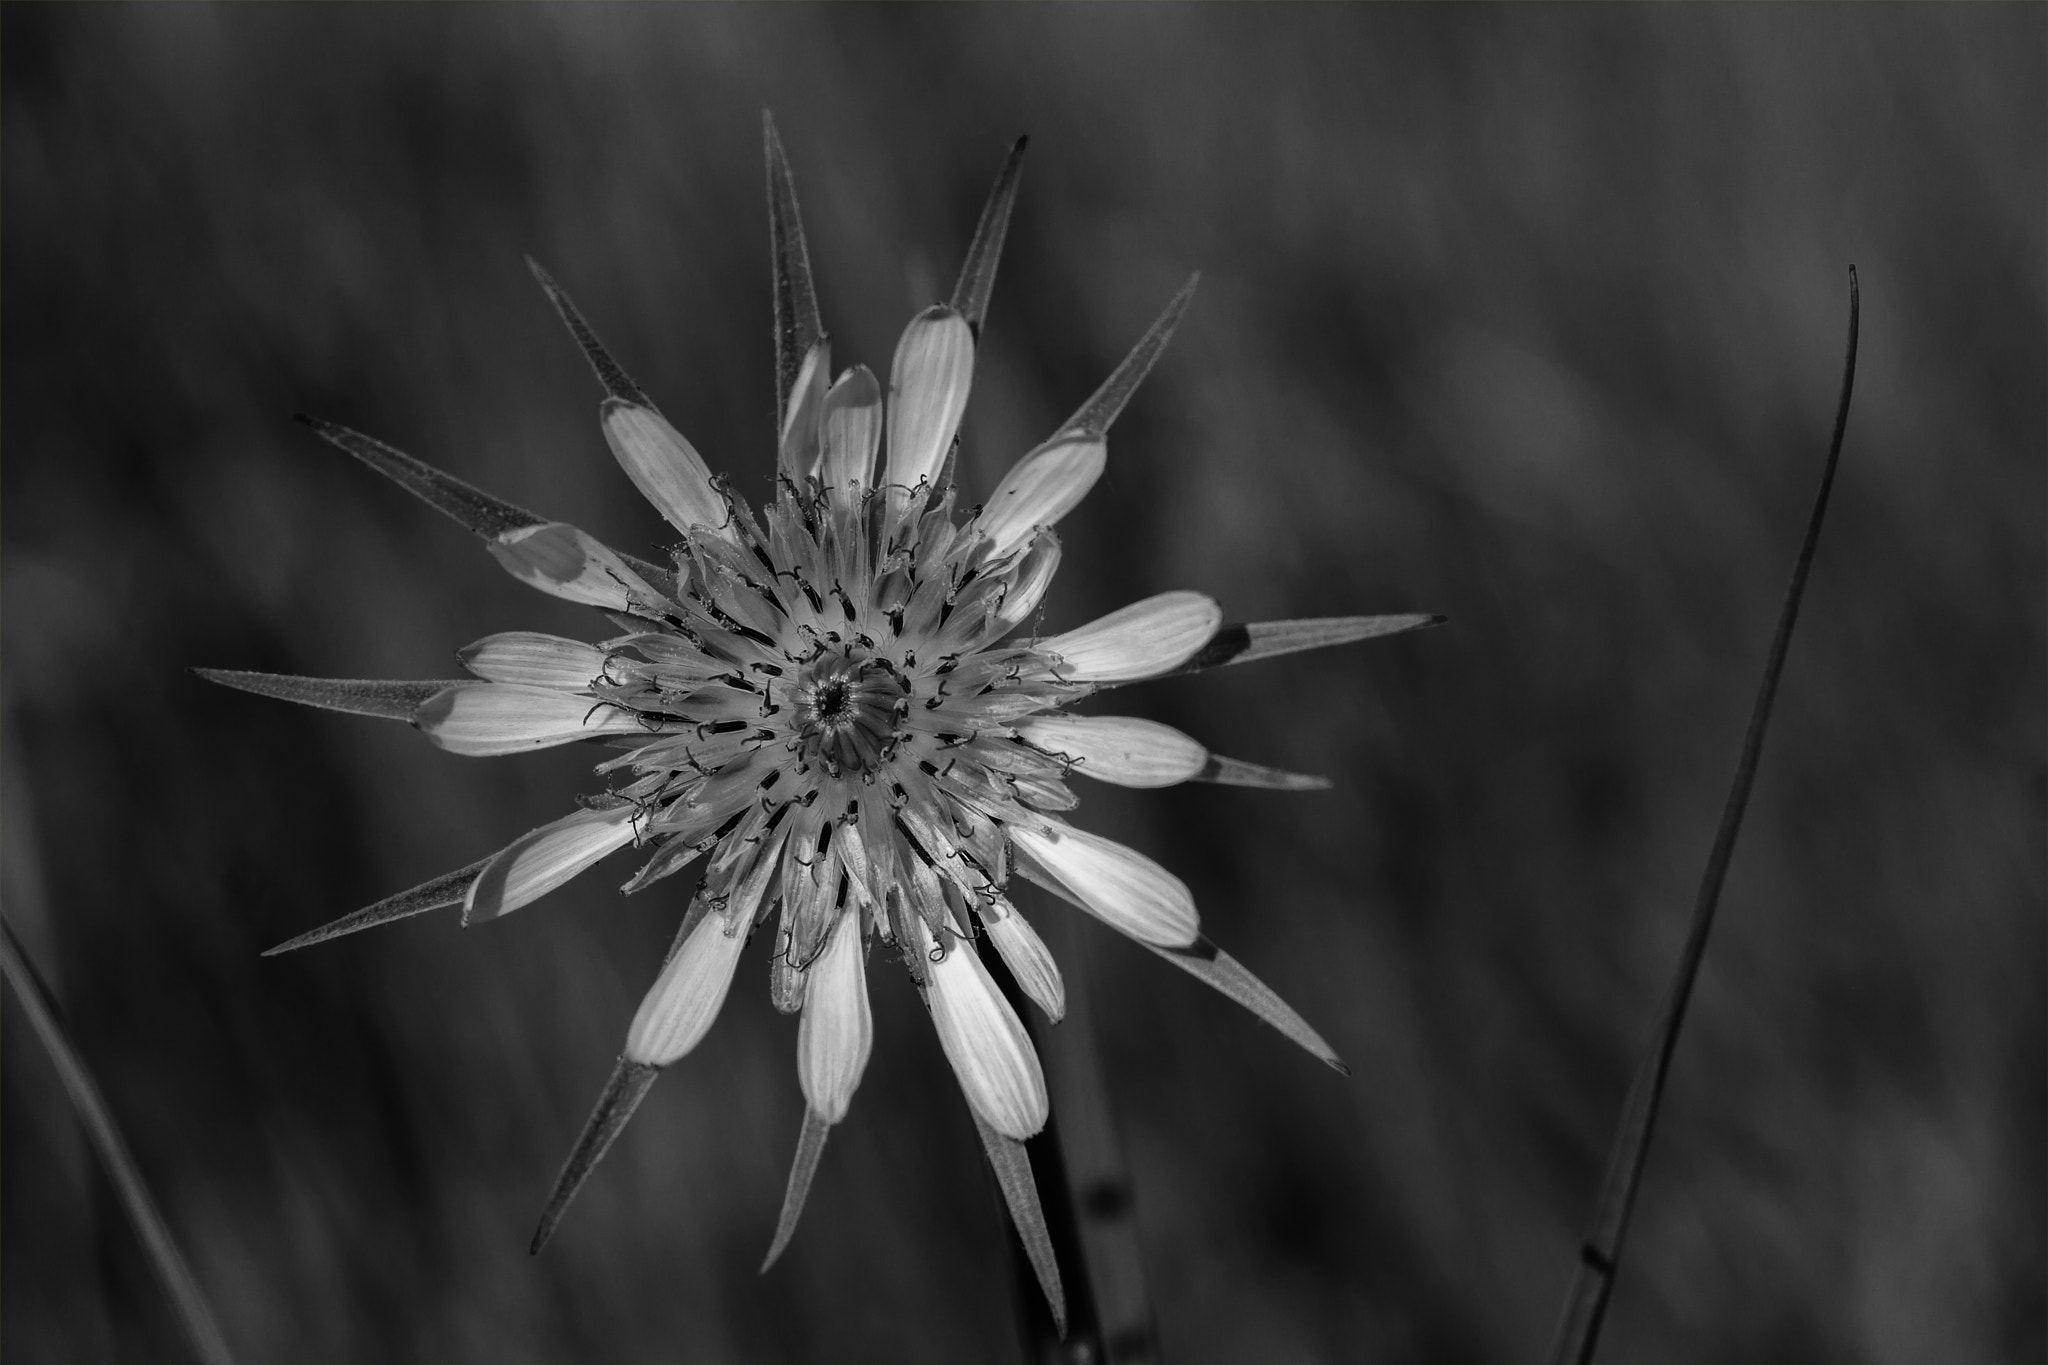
xmin=949 ymin=136 xmax=1028 ymax=338
xmin=1010 ymin=823 xmax=1198 ymax=948
xmin=765 ymin=112 xmax=826 ymax=434
xmin=457 ymin=632 xmax=608 ymax=690
xmin=819 ymin=365 xmax=882 ymax=490
xmin=465 ymin=804 xmax=640 ymax=924
xmin=984 ymin=906 xmax=1065 ymax=1023
xmin=1040 ymin=591 xmax=1221 ymax=683
xmin=263 ymin=857 xmax=490 ymax=956
xmin=975 ymin=435 xmax=1106 ymax=560
xmin=1191 ymin=754 xmax=1332 ymax=791
xmin=920 ymin=921 xmax=1047 ymax=1140
xmin=600 ymin=401 xmax=729 ymax=537
xmin=193 ymin=669 xmax=448 ymax=722
xmin=760 ymin=1108 xmax=832 ymax=1274
xmin=990 ymin=534 xmax=1062 ymax=635
xmin=972 ymin=1109 xmax=1067 ymax=1338
xmin=884 ymin=306 xmax=975 ymax=490
xmin=624 ymin=903 xmax=752 ymax=1066
xmin=1143 ymin=934 xmax=1348 ymax=1073
xmin=416 ymin=683 xmax=653 ymax=756
xmin=529 ymin=1057 xmax=660 ymax=1255
xmin=778 ymin=340 xmax=831 ymax=486
xmin=1163 ymin=613 xmax=1447 ymax=678
xmin=487 ymin=521 xmax=669 ymax=612
xmin=1017 ymin=714 xmax=1206 ymax=789
xmin=797 ymin=915 xmax=871 ymax=1123
xmin=1055 ymin=274 xmax=1198 ymax=439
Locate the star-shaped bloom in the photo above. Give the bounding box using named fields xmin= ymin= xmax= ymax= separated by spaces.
xmin=201 ymin=119 xmax=1439 ymax=1328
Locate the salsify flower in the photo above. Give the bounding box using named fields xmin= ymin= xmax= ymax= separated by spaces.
xmin=201 ymin=119 xmax=1438 ymax=1327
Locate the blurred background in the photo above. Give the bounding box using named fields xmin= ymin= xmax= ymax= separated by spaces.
xmin=3 ymin=6 xmax=2041 ymax=1362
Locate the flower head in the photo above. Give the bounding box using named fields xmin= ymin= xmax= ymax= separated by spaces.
xmin=201 ymin=118 xmax=1439 ymax=1326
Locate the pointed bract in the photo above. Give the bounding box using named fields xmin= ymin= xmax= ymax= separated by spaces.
xmin=1164 ymin=613 xmax=1447 ymax=678
xmin=297 ymin=414 xmax=543 ymax=539
xmin=530 ymin=1057 xmax=661 ymax=1255
xmin=765 ymin=113 xmax=825 ymax=433
xmin=971 ymin=1110 xmax=1068 ymax=1340
xmin=950 ymin=136 xmax=1028 ymax=339
xmin=1191 ymin=754 xmax=1333 ymax=791
xmin=1144 ymin=934 xmax=1348 ymax=1073
xmin=1056 ymin=274 xmax=1197 ymax=440
xmin=526 ymin=258 xmax=652 ymax=406
xmin=761 ymin=1108 xmax=832 ymax=1274
xmin=263 ymin=857 xmax=490 ymax=956
xmin=194 ymin=669 xmax=450 ymax=722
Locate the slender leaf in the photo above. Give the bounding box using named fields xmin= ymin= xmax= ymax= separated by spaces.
xmin=530 ymin=1057 xmax=662 ymax=1255
xmin=1144 ymin=934 xmax=1349 ymax=1074
xmin=193 ymin=669 xmax=450 ymax=721
xmin=1 ymin=914 xmax=236 ymax=1365
xmin=1057 ymin=276 xmax=1198 ymax=440
xmin=760 ymin=1108 xmax=832 ymax=1273
xmin=1548 ymin=268 xmax=1859 ymax=1365
xmin=764 ymin=111 xmax=825 ymax=434
xmin=1161 ymin=613 xmax=1445 ymax=680
xmin=296 ymin=414 xmax=542 ymax=539
xmin=973 ymin=1108 xmax=1068 ymax=1340
xmin=526 ymin=256 xmax=653 ymax=406
xmin=262 ymin=858 xmax=490 ymax=956
xmin=950 ymin=136 xmax=1029 ymax=339
xmin=1190 ymin=754 xmax=1332 ymax=791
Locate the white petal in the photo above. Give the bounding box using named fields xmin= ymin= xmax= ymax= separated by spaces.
xmin=415 ymin=683 xmax=651 ymax=755
xmin=984 ymin=906 xmax=1065 ymax=1023
xmin=884 ymin=306 xmax=975 ymax=490
xmin=819 ymin=365 xmax=882 ymax=490
xmin=797 ymin=915 xmax=872 ymax=1122
xmin=920 ymin=920 xmax=1047 ymax=1140
xmin=991 ymin=535 xmax=1062 ymax=635
xmin=465 ymin=804 xmax=639 ymax=923
xmin=1009 ymin=823 xmax=1198 ymax=948
xmin=975 ymin=435 xmax=1106 ymax=559
xmin=457 ymin=632 xmax=607 ymax=689
xmin=1017 ymin=714 xmax=1207 ymax=788
xmin=1041 ymin=591 xmax=1221 ymax=683
xmin=778 ymin=341 xmax=830 ymax=484
xmin=600 ymin=399 xmax=729 ymax=536
xmin=487 ymin=521 xmax=667 ymax=612
xmin=624 ymin=905 xmax=750 ymax=1065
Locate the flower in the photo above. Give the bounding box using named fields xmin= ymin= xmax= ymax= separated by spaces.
xmin=200 ymin=117 xmax=1439 ymax=1327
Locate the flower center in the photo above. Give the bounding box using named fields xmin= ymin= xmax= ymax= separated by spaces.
xmin=794 ymin=654 xmax=909 ymax=776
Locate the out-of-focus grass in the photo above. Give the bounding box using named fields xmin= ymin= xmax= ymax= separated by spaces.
xmin=3 ymin=6 xmax=2040 ymax=1363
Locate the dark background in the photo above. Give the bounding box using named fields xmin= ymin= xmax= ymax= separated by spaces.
xmin=4 ymin=6 xmax=2042 ymax=1362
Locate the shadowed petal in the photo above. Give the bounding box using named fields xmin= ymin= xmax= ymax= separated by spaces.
xmin=525 ymin=257 xmax=652 ymax=406
xmin=1142 ymin=934 xmax=1348 ymax=1074
xmin=601 ymin=400 xmax=729 ymax=537
xmin=975 ymin=435 xmax=1106 ymax=560
xmin=465 ymin=804 xmax=640 ymax=924
xmin=529 ymin=1057 xmax=661 ymax=1255
xmin=263 ymin=857 xmax=491 ymax=956
xmin=1040 ymin=591 xmax=1221 ymax=683
xmin=1190 ymin=754 xmax=1332 ymax=791
xmin=760 ymin=1108 xmax=832 ymax=1274
xmin=1161 ymin=613 xmax=1446 ymax=678
xmin=778 ymin=341 xmax=831 ymax=485
xmin=1018 ymin=714 xmax=1206 ymax=789
xmin=921 ymin=921 xmax=1047 ymax=1140
xmin=457 ymin=632 xmax=607 ymax=690
xmin=984 ymin=905 xmax=1065 ymax=1023
xmin=765 ymin=112 xmax=825 ymax=433
xmin=1055 ymin=274 xmax=1197 ymax=440
xmin=972 ymin=1109 xmax=1067 ymax=1339
xmin=797 ymin=914 xmax=872 ymax=1122
xmin=949 ymin=136 xmax=1028 ymax=339
xmin=884 ymin=306 xmax=975 ymax=491
xmin=624 ymin=905 xmax=751 ymax=1065
xmin=819 ymin=365 xmax=882 ymax=490
xmin=1010 ymin=824 xmax=1198 ymax=948
xmin=193 ymin=669 xmax=448 ymax=722
xmin=487 ymin=521 xmax=669 ymax=612
xmin=415 ymin=683 xmax=654 ymax=756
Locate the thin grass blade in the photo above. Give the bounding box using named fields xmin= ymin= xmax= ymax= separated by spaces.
xmin=1145 ymin=934 xmax=1349 ymax=1074
xmin=296 ymin=414 xmax=543 ymax=539
xmin=1 ymin=914 xmax=236 ymax=1365
xmin=530 ymin=1057 xmax=662 ymax=1255
xmin=1160 ymin=613 xmax=1445 ymax=680
xmin=1548 ymin=268 xmax=1859 ymax=1365
xmin=764 ymin=112 xmax=825 ymax=434
xmin=1057 ymin=276 xmax=1198 ymax=440
xmin=760 ymin=1108 xmax=832 ymax=1273
xmin=526 ymin=257 xmax=653 ymax=406
xmin=193 ymin=669 xmax=450 ymax=721
xmin=1191 ymin=754 xmax=1332 ymax=791
xmin=950 ymin=136 xmax=1028 ymax=339
xmin=973 ymin=1108 xmax=1068 ymax=1340
xmin=263 ymin=858 xmax=490 ymax=956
